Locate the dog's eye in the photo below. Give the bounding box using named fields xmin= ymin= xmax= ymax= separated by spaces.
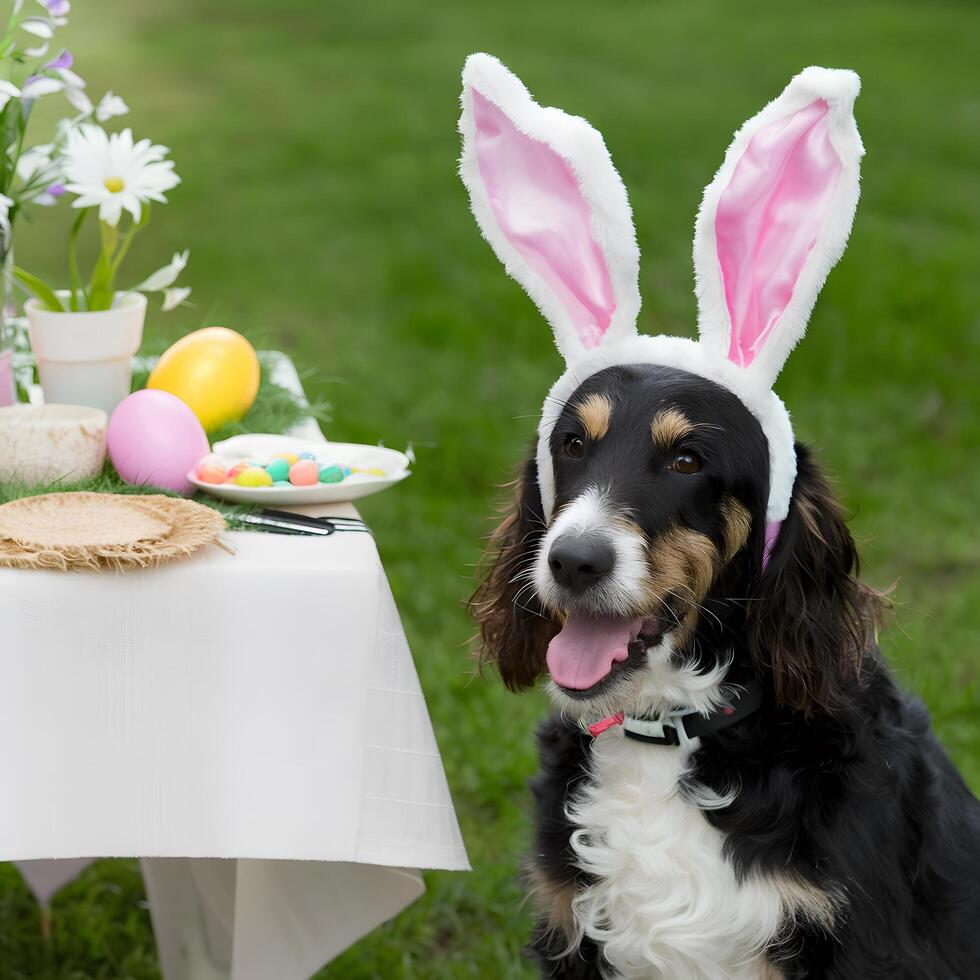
xmin=670 ymin=451 xmax=702 ymax=474
xmin=563 ymin=435 xmax=586 ymax=459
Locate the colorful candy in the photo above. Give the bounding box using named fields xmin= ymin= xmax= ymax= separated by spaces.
xmin=235 ymin=466 xmax=273 ymax=487
xmin=197 ymin=463 xmax=228 ymax=484
xmin=266 ymin=458 xmax=290 ymax=482
xmin=289 ymin=459 xmax=319 ymax=486
xmin=195 ymin=448 xmax=386 ymax=490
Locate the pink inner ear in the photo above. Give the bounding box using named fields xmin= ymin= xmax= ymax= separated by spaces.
xmin=715 ymin=98 xmax=843 ymax=368
xmin=471 ymin=89 xmax=615 ymax=349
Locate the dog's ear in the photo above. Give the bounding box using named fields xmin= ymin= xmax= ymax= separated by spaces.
xmin=469 ymin=449 xmax=557 ymax=691
xmin=746 ymin=444 xmax=883 ymax=715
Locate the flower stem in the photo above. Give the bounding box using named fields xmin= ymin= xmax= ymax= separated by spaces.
xmin=109 ymin=221 xmax=139 ymax=279
xmin=88 ymin=220 xmax=119 ymax=311
xmin=68 ymin=208 xmax=88 ymax=311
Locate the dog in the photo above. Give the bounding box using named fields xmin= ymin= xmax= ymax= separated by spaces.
xmin=459 ymin=54 xmax=980 ymax=979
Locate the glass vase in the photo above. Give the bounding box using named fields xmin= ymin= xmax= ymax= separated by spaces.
xmin=0 ymin=313 xmax=15 ymax=408
xmin=0 ymin=242 xmax=17 ymax=407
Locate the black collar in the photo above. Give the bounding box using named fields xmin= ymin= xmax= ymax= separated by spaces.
xmin=622 ymin=680 xmax=763 ymax=746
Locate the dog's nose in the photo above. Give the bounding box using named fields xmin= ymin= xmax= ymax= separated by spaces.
xmin=548 ymin=534 xmax=615 ymax=594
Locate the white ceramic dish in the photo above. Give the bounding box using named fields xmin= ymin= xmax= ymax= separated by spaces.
xmin=188 ymin=433 xmax=411 ymax=504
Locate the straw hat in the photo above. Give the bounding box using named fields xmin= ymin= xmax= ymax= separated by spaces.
xmin=0 ymin=492 xmax=226 ymax=571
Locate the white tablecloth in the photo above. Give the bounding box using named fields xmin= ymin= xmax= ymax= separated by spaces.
xmin=0 ymin=357 xmax=468 ymax=978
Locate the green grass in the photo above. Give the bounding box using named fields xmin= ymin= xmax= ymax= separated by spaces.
xmin=1 ymin=0 xmax=978 ymax=976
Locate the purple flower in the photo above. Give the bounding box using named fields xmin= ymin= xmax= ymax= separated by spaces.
xmin=44 ymin=0 xmax=71 ymax=16
xmin=44 ymin=49 xmax=73 ymax=71
xmin=46 ymin=183 xmax=66 ymax=197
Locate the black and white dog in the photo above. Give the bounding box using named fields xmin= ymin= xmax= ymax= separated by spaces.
xmin=459 ymin=55 xmax=980 ymax=978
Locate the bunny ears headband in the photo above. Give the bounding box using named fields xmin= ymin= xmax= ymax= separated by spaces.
xmin=458 ymin=53 xmax=864 ymax=527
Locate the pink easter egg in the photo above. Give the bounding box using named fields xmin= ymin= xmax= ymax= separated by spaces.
xmin=107 ymin=389 xmax=210 ymax=496
xmin=289 ymin=459 xmax=319 ymax=486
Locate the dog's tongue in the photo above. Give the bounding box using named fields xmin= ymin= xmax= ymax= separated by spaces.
xmin=547 ymin=612 xmax=644 ymax=690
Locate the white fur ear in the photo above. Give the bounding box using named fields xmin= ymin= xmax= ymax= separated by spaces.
xmin=694 ymin=67 xmax=863 ymax=390
xmin=459 ymin=53 xmax=640 ymax=364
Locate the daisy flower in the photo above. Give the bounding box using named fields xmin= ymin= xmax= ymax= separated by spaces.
xmin=62 ymin=126 xmax=180 ymax=226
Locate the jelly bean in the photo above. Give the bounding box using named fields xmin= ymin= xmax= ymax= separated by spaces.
xmin=271 ymin=452 xmax=299 ymax=465
xmin=351 ymin=466 xmax=386 ymax=477
xmin=343 ymin=466 xmax=352 ymax=476
xmin=226 ymin=462 xmax=249 ymax=480
xmin=298 ymin=451 xmax=317 ymax=461
xmin=197 ymin=463 xmax=228 ymax=485
xmin=289 ymin=459 xmax=319 ymax=486
xmin=272 ymin=480 xmax=292 ymax=487
xmin=235 ymin=467 xmax=273 ymax=487
xmin=318 ymin=464 xmax=344 ymax=484
xmin=266 ymin=458 xmax=290 ymax=482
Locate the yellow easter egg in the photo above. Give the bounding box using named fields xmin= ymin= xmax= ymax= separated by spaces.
xmin=147 ymin=327 xmax=260 ymax=433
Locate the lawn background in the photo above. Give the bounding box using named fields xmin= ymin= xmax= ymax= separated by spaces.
xmin=1 ymin=0 xmax=977 ymax=977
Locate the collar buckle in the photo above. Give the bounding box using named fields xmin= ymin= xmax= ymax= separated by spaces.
xmin=622 ymin=713 xmax=693 ymax=747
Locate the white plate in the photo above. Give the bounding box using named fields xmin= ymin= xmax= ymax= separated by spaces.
xmin=188 ymin=433 xmax=411 ymax=505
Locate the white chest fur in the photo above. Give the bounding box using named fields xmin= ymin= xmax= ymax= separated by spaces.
xmin=567 ymin=732 xmax=786 ymax=980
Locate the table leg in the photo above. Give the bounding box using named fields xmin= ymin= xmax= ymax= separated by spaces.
xmin=229 ymin=861 xmax=424 ymax=980
xmin=14 ymin=858 xmax=97 ymax=907
xmin=141 ymin=858 xmax=234 ymax=980
xmin=142 ymin=858 xmax=425 ymax=980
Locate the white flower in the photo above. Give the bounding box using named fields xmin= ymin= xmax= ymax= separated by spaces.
xmin=33 ymin=185 xmax=66 ymax=206
xmin=0 ymin=194 xmax=14 ymax=241
xmin=35 ymin=0 xmax=69 ymax=26
xmin=134 ymin=249 xmax=189 ymax=292
xmin=15 ymin=144 xmax=65 ymax=205
xmin=20 ymin=75 xmax=63 ymax=100
xmin=16 ymin=142 xmax=55 ymax=181
xmin=63 ymin=83 xmax=91 ymax=113
xmin=53 ymin=64 xmax=90 ymax=113
xmin=96 ymin=90 xmax=128 ymax=122
xmin=161 ymin=286 xmax=191 ymax=312
xmin=62 ymin=126 xmax=180 ymax=226
xmin=0 ymin=81 xmax=20 ymax=113
xmin=19 ymin=16 xmax=54 ymax=39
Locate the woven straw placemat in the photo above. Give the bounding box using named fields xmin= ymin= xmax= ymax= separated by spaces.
xmin=0 ymin=492 xmax=226 ymax=571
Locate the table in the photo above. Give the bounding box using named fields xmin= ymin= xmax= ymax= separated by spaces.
xmin=0 ymin=357 xmax=468 ymax=978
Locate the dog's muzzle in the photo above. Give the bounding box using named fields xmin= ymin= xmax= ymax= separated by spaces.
xmin=547 ymin=532 xmax=615 ymax=595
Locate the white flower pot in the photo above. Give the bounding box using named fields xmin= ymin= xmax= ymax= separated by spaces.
xmin=26 ymin=291 xmax=146 ymax=415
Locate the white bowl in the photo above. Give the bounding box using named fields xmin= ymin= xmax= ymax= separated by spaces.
xmin=0 ymin=404 xmax=108 ymax=486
